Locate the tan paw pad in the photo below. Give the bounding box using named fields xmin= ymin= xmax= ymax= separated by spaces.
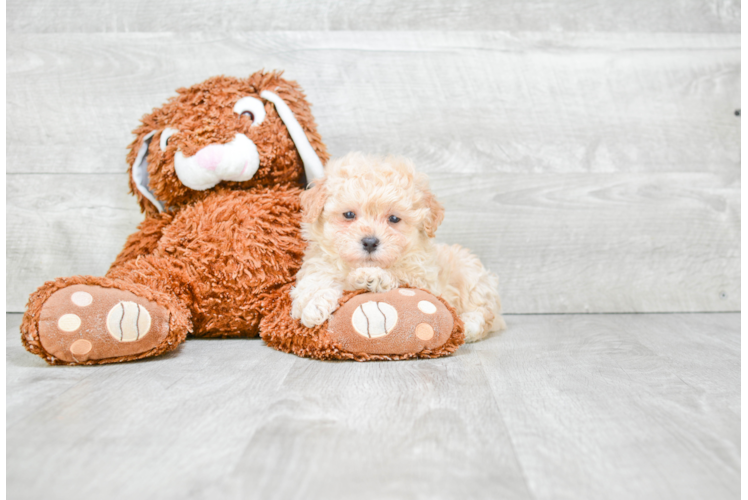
xmin=106 ymin=301 xmax=152 ymax=342
xmin=58 ymin=314 xmax=81 ymax=332
xmin=415 ymin=323 xmax=434 ymax=340
xmin=351 ymin=301 xmax=398 ymax=338
xmin=70 ymin=339 xmax=92 ymax=356
xmin=70 ymin=291 xmax=93 ymax=307
xmin=417 ymin=300 xmax=437 ymax=314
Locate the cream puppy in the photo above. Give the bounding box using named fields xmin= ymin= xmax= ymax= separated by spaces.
xmin=291 ymin=152 xmax=505 ymax=342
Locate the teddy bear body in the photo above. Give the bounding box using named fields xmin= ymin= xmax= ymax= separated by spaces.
xmin=107 ymin=186 xmax=305 ymax=338
xmin=21 ymin=71 xmax=327 ymax=364
xmin=20 ymin=71 xmax=465 ymax=365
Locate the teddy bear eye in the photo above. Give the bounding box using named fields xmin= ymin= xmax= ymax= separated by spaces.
xmin=233 ymin=96 xmax=266 ymax=127
xmin=388 ymin=215 xmax=401 ymax=223
xmin=343 ymin=211 xmax=356 ymax=220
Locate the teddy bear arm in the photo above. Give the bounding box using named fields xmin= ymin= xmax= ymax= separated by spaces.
xmin=108 ymin=212 xmax=175 ymax=273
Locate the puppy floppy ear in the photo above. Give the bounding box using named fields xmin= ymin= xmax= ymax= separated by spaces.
xmin=300 ymin=178 xmax=328 ymax=224
xmin=422 ymin=189 xmax=445 ymax=238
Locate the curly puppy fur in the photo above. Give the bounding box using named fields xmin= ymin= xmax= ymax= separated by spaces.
xmin=291 ymin=153 xmax=505 ymax=342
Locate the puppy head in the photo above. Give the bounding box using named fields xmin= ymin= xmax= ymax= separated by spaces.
xmin=300 ymin=152 xmax=444 ymax=269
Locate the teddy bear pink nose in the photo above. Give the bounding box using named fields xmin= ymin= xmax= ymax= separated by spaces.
xmin=195 ymin=145 xmax=223 ymax=171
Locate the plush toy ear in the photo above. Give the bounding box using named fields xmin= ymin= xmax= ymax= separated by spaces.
xmin=300 ymin=178 xmax=327 ymax=224
xmin=131 ymin=130 xmax=165 ymax=213
xmin=422 ymin=189 xmax=445 ymax=238
xmin=261 ymin=90 xmax=325 ymax=183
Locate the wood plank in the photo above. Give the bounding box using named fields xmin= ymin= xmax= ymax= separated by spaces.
xmin=6 ymin=171 xmax=739 ymax=314
xmin=225 ymin=351 xmax=531 ymax=499
xmin=476 ymin=313 xmax=740 ymax=499
xmin=7 ymin=312 xmax=740 ymax=499
xmin=735 ymin=65 xmax=748 ymax=166
xmin=6 ymin=32 xmax=740 ymax=314
xmin=5 ymin=314 xmax=303 ymax=500
xmin=733 ymin=66 xmax=748 ymax=312
xmin=728 ymin=172 xmax=748 ymax=311
xmin=6 ymin=173 xmax=143 ymax=312
xmin=434 ymin=171 xmax=740 ymax=314
xmin=5 ymin=313 xmax=532 ymax=500
xmin=735 ymin=316 xmax=748 ymax=498
xmin=6 ymin=0 xmax=740 ymax=33
xmin=735 ymin=0 xmax=748 ymax=33
xmin=7 ymin=32 xmax=740 ymax=176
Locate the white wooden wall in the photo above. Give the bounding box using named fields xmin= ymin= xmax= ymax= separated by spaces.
xmin=6 ymin=2 xmax=740 ymax=314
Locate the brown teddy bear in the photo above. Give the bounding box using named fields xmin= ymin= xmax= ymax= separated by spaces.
xmin=20 ymin=71 xmax=464 ymax=365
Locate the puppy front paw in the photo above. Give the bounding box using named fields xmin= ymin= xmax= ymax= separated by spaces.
xmin=460 ymin=311 xmax=488 ymax=343
xmin=347 ymin=267 xmax=397 ymax=293
xmin=300 ymin=290 xmax=341 ymax=328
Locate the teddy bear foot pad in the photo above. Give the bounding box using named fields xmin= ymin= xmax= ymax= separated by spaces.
xmin=38 ymin=284 xmax=171 ymax=363
xmin=328 ymin=288 xmax=455 ymax=356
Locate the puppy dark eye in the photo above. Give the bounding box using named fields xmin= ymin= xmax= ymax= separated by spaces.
xmin=241 ymin=110 xmax=255 ymax=122
xmin=343 ymin=211 xmax=356 ymax=220
xmin=388 ymin=215 xmax=401 ymax=223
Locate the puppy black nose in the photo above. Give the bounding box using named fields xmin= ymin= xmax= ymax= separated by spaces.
xmin=361 ymin=236 xmax=380 ymax=253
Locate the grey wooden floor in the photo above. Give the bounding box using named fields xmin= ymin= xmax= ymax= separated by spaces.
xmin=6 ymin=312 xmax=740 ymax=500
xmin=7 ymin=1 xmax=740 ymax=499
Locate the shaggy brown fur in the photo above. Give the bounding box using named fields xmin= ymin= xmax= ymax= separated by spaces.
xmin=107 ymin=187 xmax=306 ymax=338
xmin=20 ymin=71 xmax=464 ymax=365
xmin=126 ymin=72 xmax=328 ymax=216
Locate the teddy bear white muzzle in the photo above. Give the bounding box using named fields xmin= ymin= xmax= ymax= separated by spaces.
xmin=174 ymin=133 xmax=260 ymax=190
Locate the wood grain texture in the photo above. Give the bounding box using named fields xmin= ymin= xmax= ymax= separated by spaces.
xmin=735 ymin=0 xmax=748 ymax=33
xmin=6 ymin=311 xmax=740 ymax=500
xmin=6 ymin=32 xmax=740 ymax=314
xmin=735 ymin=316 xmax=748 ymax=499
xmin=735 ymin=65 xmax=748 ymax=165
xmin=6 ymin=174 xmax=144 ymax=313
xmin=8 ymin=33 xmax=740 ymax=176
xmin=733 ymin=64 xmax=748 ymax=314
xmin=6 ymin=0 xmax=741 ymax=33
xmin=476 ymin=312 xmax=740 ymax=500
xmin=6 ymin=171 xmax=739 ymax=313
xmin=730 ymin=172 xmax=748 ymax=311
xmin=5 ymin=0 xmax=739 ymax=33
xmin=433 ymin=171 xmax=740 ymax=314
